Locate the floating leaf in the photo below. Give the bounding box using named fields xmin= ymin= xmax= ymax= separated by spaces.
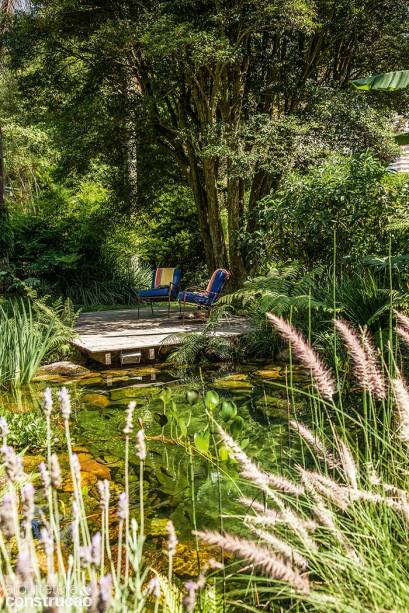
xmin=205 ymin=391 xmax=220 ymax=411
xmin=186 ymin=390 xmax=199 ymax=405
xmin=194 ymin=431 xmax=210 ymax=454
xmin=219 ymin=401 xmax=237 ymax=421
xmin=230 ymin=416 xmax=244 ymax=437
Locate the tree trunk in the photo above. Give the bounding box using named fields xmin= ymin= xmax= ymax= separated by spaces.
xmin=0 ymin=126 xmax=10 ymax=268
xmin=186 ymin=158 xmax=225 ymax=272
xmin=227 ymin=175 xmax=246 ymax=287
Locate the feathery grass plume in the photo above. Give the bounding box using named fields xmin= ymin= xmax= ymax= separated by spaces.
xmin=361 ymin=330 xmax=386 ymax=399
xmin=195 ymin=530 xmax=309 ymax=594
xmin=250 ymin=526 xmax=308 ymax=571
xmin=290 ymin=420 xmax=337 ymax=469
xmin=218 ymin=425 xmax=303 ymax=496
xmin=300 ymin=470 xmax=359 ymax=562
xmin=334 ymin=320 xmax=377 ymax=394
xmin=395 ymin=311 xmax=409 ymax=333
xmin=337 ymin=439 xmax=358 ymax=491
xmin=267 ymin=313 xmax=336 ymax=400
xmin=396 ymin=325 xmax=409 ymax=347
xmin=300 ymin=469 xmax=350 ymax=510
xmin=391 ymin=378 xmax=409 ymax=445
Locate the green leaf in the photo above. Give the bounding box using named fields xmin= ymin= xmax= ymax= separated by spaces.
xmin=219 ymin=400 xmax=237 ymax=421
xmin=159 ymin=388 xmax=172 ymax=406
xmin=230 ymin=416 xmax=245 ymax=437
xmin=177 ymin=416 xmax=188 ymax=438
xmin=205 ymin=390 xmax=220 ymax=411
xmin=352 ymin=70 xmax=409 ymax=91
xmin=186 ymin=390 xmax=199 ymax=405
xmin=240 ymin=437 xmax=250 ymax=449
xmin=194 ymin=431 xmax=210 ymax=454
xmin=218 ymin=445 xmax=230 ymax=461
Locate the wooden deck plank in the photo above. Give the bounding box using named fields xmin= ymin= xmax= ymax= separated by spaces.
xmin=72 ymin=308 xmax=251 ymax=362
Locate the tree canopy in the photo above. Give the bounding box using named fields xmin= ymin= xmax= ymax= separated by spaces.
xmin=5 ymin=0 xmax=409 ymax=283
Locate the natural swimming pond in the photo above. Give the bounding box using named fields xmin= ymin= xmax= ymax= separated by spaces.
xmin=0 ymin=361 xmax=310 ymax=577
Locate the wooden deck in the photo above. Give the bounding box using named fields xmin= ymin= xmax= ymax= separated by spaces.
xmin=73 ymin=307 xmax=251 ymax=365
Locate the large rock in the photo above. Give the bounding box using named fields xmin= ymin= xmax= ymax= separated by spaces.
xmin=36 ymin=361 xmax=90 ymax=377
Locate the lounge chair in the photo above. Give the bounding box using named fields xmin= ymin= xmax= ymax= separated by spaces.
xmin=137 ymin=267 xmax=181 ymax=317
xmin=177 ymin=268 xmax=230 ymax=319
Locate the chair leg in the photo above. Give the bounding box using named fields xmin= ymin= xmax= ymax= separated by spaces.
xmin=168 ymin=296 xmax=171 ymax=317
xmin=151 ymin=301 xmax=154 ymax=315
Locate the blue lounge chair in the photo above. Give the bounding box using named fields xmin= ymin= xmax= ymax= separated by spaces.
xmin=137 ymin=267 xmax=181 ymax=317
xmin=178 ymin=268 xmax=230 ymax=319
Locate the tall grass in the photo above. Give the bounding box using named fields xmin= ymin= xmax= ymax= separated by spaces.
xmin=195 ymin=313 xmax=409 ymax=611
xmin=0 ymin=299 xmax=74 ymax=389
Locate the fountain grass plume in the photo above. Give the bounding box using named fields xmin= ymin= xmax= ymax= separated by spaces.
xmin=361 ymin=331 xmax=386 ymax=399
xmin=391 ymin=377 xmax=409 ymax=445
xmin=267 ymin=313 xmax=336 ymax=400
xmin=289 ymin=419 xmax=338 ymax=469
xmin=249 ymin=526 xmax=308 ymax=571
xmin=218 ymin=424 xmax=304 ymax=496
xmin=194 ymin=530 xmax=310 ymax=594
xmin=334 ymin=320 xmax=385 ymax=398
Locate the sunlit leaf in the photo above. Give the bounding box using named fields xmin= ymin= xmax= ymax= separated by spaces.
xmin=352 ymin=70 xmax=409 ymax=91
xmin=219 ymin=400 xmax=237 ymax=421
xmin=205 ymin=390 xmax=220 ymax=411
xmin=194 ymin=431 xmax=210 ymax=454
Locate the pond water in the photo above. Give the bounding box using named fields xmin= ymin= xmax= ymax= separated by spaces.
xmin=0 ymin=361 xmax=310 ymax=577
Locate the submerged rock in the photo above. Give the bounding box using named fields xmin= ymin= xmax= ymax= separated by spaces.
xmin=254 ymin=367 xmax=282 ymax=378
xmin=82 ymin=393 xmax=110 ymax=408
xmin=214 ymin=373 xmax=253 ymax=391
xmin=36 ymin=361 xmax=90 ymax=377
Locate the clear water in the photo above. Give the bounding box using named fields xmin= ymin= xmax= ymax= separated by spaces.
xmin=0 ymin=361 xmax=310 ymax=576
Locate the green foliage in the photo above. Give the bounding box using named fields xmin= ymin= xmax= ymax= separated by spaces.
xmin=260 ymin=153 xmax=409 ymax=266
xmin=0 ymin=298 xmax=75 ymax=388
xmin=135 ymin=185 xmax=205 ymax=276
xmin=223 ymin=263 xmax=409 ymax=361
xmin=1 ymin=409 xmax=62 ymax=454
xmin=353 ymin=70 xmax=409 ymax=91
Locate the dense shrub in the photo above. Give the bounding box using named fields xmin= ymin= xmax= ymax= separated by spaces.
xmin=260 ymin=153 xmax=409 ymax=267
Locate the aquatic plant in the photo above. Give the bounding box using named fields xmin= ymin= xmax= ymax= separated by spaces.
xmin=0 ymin=387 xmax=224 ymax=611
